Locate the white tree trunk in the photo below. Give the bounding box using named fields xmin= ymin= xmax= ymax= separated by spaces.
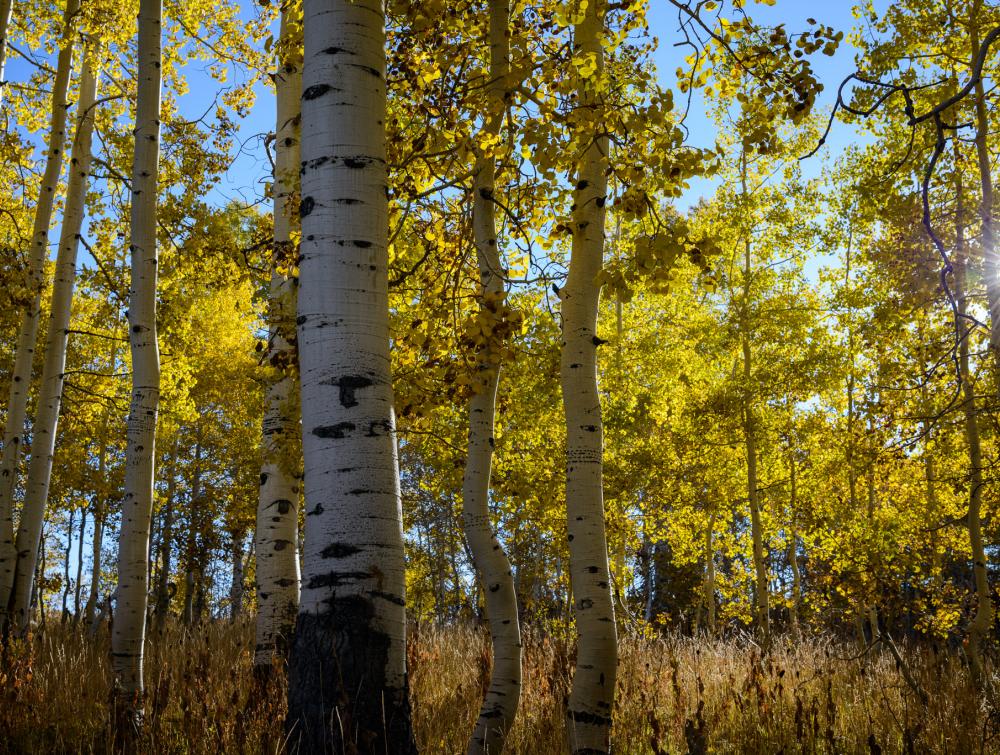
xmin=561 ymin=2 xmax=617 ymax=751
xmin=111 ymin=0 xmax=162 ymax=731
xmin=287 ymin=0 xmax=416 ymax=750
xmin=0 ymin=0 xmax=13 ymax=105
xmin=254 ymin=2 xmax=301 ymax=669
xmin=463 ymin=1 xmax=521 ymax=752
xmin=0 ymin=0 xmax=80 ymax=626
xmin=8 ymin=39 xmax=101 ymax=633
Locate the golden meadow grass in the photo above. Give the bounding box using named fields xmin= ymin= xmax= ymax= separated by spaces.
xmin=0 ymin=621 xmax=995 ymax=753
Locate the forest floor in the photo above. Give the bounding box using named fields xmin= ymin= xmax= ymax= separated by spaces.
xmin=0 ymin=620 xmax=994 ymax=753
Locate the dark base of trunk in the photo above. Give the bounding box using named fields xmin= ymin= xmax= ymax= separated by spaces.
xmin=285 ymin=599 xmax=416 ymax=755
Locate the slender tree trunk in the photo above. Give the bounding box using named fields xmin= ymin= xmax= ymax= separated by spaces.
xmin=560 ymin=2 xmax=616 ymax=751
xmin=184 ymin=436 xmax=203 ymax=627
xmin=971 ymin=5 xmax=1000 ymax=356
xmin=953 ymin=170 xmax=992 ymax=686
xmin=0 ymin=0 xmax=81 ymax=628
xmin=703 ymin=511 xmax=716 ymax=634
xmin=230 ymin=531 xmax=245 ymax=620
xmin=255 ymin=0 xmax=302 ymax=670
xmin=739 ymin=158 xmax=769 ymax=644
xmin=287 ymin=0 xmax=416 ymax=750
xmin=74 ymin=505 xmax=86 ymax=621
xmin=8 ymin=42 xmax=101 ymax=632
xmin=112 ymin=0 xmax=162 ymax=732
xmin=85 ymin=411 xmax=110 ymax=627
xmin=788 ymin=455 xmax=801 ymax=629
xmin=463 ymin=1 xmax=522 ymax=751
xmin=61 ymin=508 xmax=74 ymax=622
xmin=154 ymin=437 xmax=178 ymax=633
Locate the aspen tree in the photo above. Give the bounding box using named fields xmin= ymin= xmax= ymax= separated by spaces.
xmin=952 ymin=168 xmax=992 ymax=686
xmin=0 ymin=0 xmax=12 ymax=104
xmin=462 ymin=0 xmax=522 ymax=751
xmin=8 ymin=38 xmax=101 ymax=633
xmin=560 ymin=0 xmax=617 ymax=750
xmin=738 ymin=154 xmax=770 ymax=645
xmin=112 ymin=0 xmax=162 ymax=731
xmin=0 ymin=0 xmax=81 ymax=627
xmin=286 ymin=0 xmax=416 ymax=750
xmin=254 ymin=0 xmax=301 ymax=671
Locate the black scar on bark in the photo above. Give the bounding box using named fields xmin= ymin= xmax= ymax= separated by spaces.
xmin=343 ymin=157 xmax=368 ymax=169
xmin=299 ymin=196 xmax=315 ymax=218
xmin=320 ymin=375 xmax=373 ymax=408
xmin=286 ymin=596 xmax=417 ymax=754
xmin=312 ymin=422 xmax=355 ymax=439
xmin=302 ymin=83 xmax=331 ymax=100
xmin=320 ymin=542 xmax=362 ymax=559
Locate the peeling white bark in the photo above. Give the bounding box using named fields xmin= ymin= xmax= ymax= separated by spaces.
xmin=255 ymin=3 xmax=301 ymax=669
xmin=111 ymin=0 xmax=162 ymax=727
xmin=0 ymin=0 xmax=80 ymax=627
xmin=287 ymin=0 xmax=415 ymax=750
xmin=561 ymin=2 xmax=617 ymax=751
xmin=463 ymin=1 xmax=522 ymax=752
xmin=8 ymin=39 xmax=101 ymax=633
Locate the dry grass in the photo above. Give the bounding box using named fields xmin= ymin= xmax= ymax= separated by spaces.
xmin=0 ymin=620 xmax=996 ymax=753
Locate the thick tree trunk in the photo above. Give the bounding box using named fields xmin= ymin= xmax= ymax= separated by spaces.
xmin=255 ymin=1 xmax=301 ymax=669
xmin=0 ymin=0 xmax=81 ymax=628
xmin=560 ymin=2 xmax=616 ymax=751
xmin=112 ymin=0 xmax=162 ymax=733
xmin=0 ymin=0 xmax=13 ymax=105
xmin=8 ymin=42 xmax=101 ymax=632
xmin=463 ymin=0 xmax=522 ymax=752
xmin=287 ymin=0 xmax=416 ymax=751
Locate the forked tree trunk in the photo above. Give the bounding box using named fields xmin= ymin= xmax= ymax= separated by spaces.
xmin=287 ymin=0 xmax=416 ymax=751
xmin=255 ymin=0 xmax=301 ymax=670
xmin=112 ymin=0 xmax=162 ymax=733
xmin=560 ymin=1 xmax=617 ymax=751
xmin=8 ymin=40 xmax=101 ymax=632
xmin=0 ymin=0 xmax=81 ymax=627
xmin=463 ymin=0 xmax=522 ymax=752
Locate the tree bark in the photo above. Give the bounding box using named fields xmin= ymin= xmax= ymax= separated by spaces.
xmin=0 ymin=0 xmax=81 ymax=628
xmin=154 ymin=436 xmax=178 ymax=633
xmin=953 ymin=169 xmax=992 ymax=686
xmin=255 ymin=0 xmax=301 ymax=669
xmin=560 ymin=2 xmax=617 ymax=751
xmin=739 ymin=157 xmax=769 ymax=644
xmin=8 ymin=40 xmax=101 ymax=632
xmin=287 ymin=0 xmax=416 ymax=751
xmin=74 ymin=504 xmax=86 ymax=621
xmin=112 ymin=0 xmax=162 ymax=733
xmin=0 ymin=0 xmax=13 ymax=105
xmin=462 ymin=0 xmax=522 ymax=752
xmin=85 ymin=407 xmax=110 ymax=627
xmin=61 ymin=508 xmax=74 ymax=622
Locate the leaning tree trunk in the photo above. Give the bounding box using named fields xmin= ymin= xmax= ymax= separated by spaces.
xmin=8 ymin=40 xmax=101 ymax=633
xmin=462 ymin=0 xmax=522 ymax=752
xmin=560 ymin=2 xmax=617 ymax=751
xmin=286 ymin=0 xmax=416 ymax=751
xmin=0 ymin=0 xmax=80 ymax=627
xmin=111 ymin=0 xmax=162 ymax=735
xmin=254 ymin=0 xmax=301 ymax=670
